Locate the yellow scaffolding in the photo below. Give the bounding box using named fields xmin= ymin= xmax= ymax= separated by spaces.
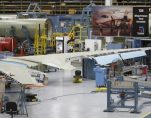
xmin=49 ymin=33 xmax=65 ymax=48
xmin=34 ymin=26 xmax=47 ymax=55
xmin=41 ymin=29 xmax=47 ymax=54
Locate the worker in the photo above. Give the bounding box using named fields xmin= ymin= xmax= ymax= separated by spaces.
xmin=67 ymin=37 xmax=74 ymax=52
xmin=43 ymin=74 xmax=48 ymax=85
xmin=56 ymin=42 xmax=63 ymax=53
xmin=37 ymin=74 xmax=48 ymax=85
xmin=37 ymin=74 xmax=44 ymax=83
xmin=67 ymin=36 xmax=75 ymax=44
xmin=67 ymin=45 xmax=73 ymax=52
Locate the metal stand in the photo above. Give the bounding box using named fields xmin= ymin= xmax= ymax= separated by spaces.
xmin=130 ymin=82 xmax=139 ymax=113
xmin=104 ymin=80 xmax=114 ymax=112
xmin=17 ymin=86 xmax=28 ymax=117
xmin=4 ymin=85 xmax=28 ymax=117
xmin=104 ymin=80 xmax=140 ymax=113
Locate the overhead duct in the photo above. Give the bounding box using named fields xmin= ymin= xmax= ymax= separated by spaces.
xmin=0 ymin=18 xmax=52 ymax=40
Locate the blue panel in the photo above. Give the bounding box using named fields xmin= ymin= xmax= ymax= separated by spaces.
xmin=132 ymin=39 xmax=141 ymax=48
xmin=107 ymin=43 xmax=124 ymax=49
xmin=94 ymin=67 xmax=107 ymax=87
xmin=82 ymin=58 xmax=96 ymax=80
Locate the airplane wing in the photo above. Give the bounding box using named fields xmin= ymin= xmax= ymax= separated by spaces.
xmin=0 ymin=61 xmax=43 ymax=86
xmin=94 ymin=50 xmax=147 ymax=65
xmin=1 ymin=47 xmax=151 ymax=85
xmin=9 ymin=47 xmax=151 ymax=69
xmin=2 ymin=58 xmax=38 ymax=67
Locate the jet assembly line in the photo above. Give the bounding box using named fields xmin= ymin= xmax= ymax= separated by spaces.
xmin=1 ymin=1 xmax=151 ymax=118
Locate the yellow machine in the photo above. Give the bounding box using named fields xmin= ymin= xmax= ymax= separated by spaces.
xmin=49 ymin=25 xmax=84 ymax=52
xmin=68 ymin=25 xmax=84 ymax=41
xmin=95 ymin=87 xmax=107 ymax=92
xmin=68 ymin=25 xmax=88 ymax=52
xmin=73 ymin=70 xmax=83 ymax=83
xmin=48 ymin=25 xmax=88 ymax=53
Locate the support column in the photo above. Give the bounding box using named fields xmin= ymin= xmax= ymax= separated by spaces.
xmin=105 ymin=0 xmax=113 ymax=50
xmin=105 ymin=0 xmax=112 ymax=6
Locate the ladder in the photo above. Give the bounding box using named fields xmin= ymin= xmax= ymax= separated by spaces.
xmin=26 ymin=3 xmax=41 ymax=12
xmin=34 ymin=26 xmax=47 ymax=55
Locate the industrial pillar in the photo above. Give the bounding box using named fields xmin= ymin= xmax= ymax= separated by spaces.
xmin=105 ymin=0 xmax=112 ymax=6
xmin=105 ymin=0 xmax=113 ymax=49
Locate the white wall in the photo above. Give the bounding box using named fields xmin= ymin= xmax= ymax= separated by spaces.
xmin=85 ymin=39 xmax=102 ymax=51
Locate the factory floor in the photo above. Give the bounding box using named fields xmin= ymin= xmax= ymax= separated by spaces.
xmin=1 ymin=70 xmax=151 ymax=118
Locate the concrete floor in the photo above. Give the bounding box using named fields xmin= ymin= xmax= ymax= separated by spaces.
xmin=1 ymin=70 xmax=151 ymax=118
